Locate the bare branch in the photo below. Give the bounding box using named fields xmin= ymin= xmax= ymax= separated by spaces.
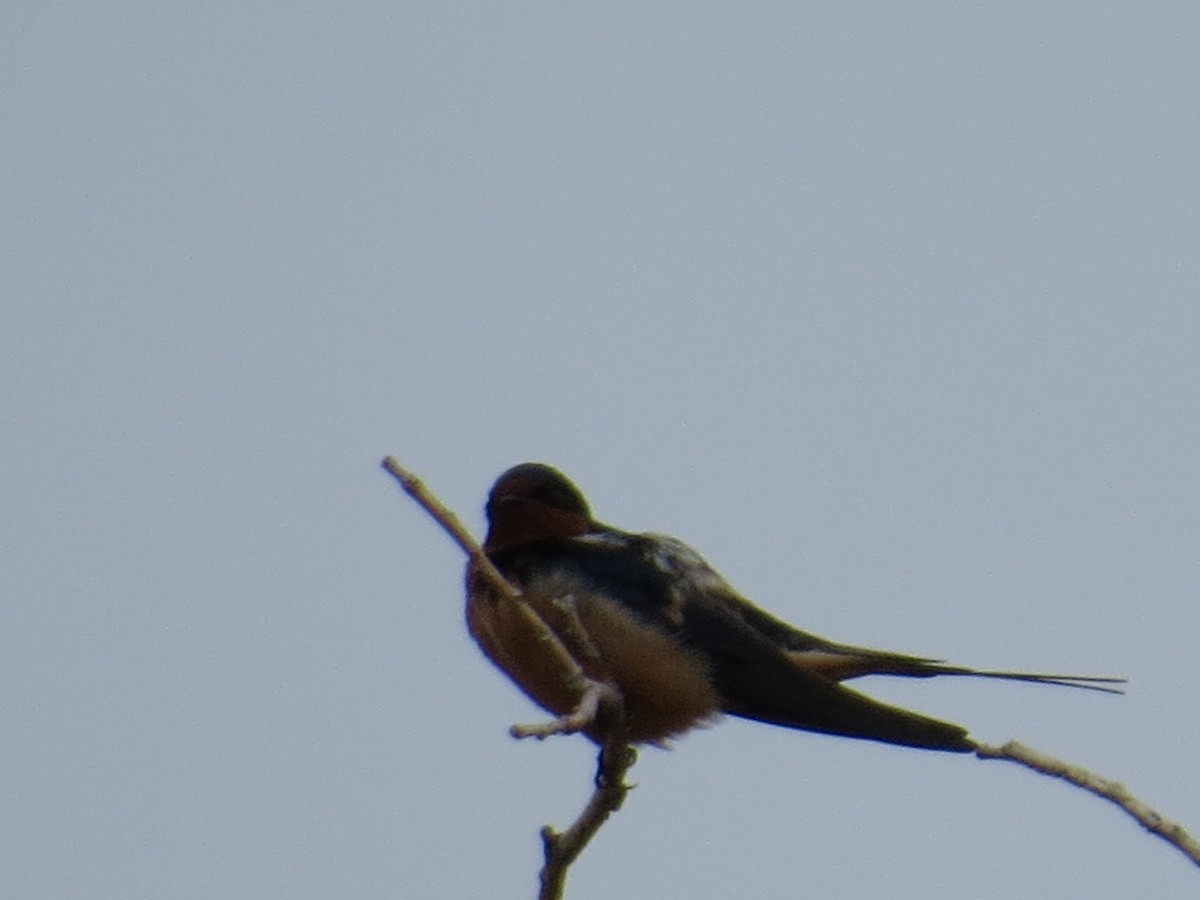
xmin=382 ymin=456 xmax=598 ymax=699
xmin=385 ymin=458 xmax=1193 ymax=891
xmin=511 ymin=679 xmax=616 ymax=740
xmin=976 ymin=740 xmax=1200 ymax=868
xmin=381 ymin=456 xmax=517 ymax=599
xmin=381 ymin=457 xmax=639 ymax=898
xmin=538 ymin=695 xmax=637 ymax=900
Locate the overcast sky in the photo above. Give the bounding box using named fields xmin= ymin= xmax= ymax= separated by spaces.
xmin=4 ymin=3 xmax=1199 ymax=898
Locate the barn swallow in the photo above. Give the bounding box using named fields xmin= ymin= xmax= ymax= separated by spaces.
xmin=466 ymin=463 xmax=1123 ymax=753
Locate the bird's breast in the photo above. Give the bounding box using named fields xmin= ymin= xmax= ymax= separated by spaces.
xmin=466 ymin=565 xmax=722 ymax=744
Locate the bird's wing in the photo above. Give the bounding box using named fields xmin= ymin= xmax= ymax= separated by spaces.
xmin=639 ymin=533 xmax=1124 ymax=693
xmin=627 ymin=534 xmax=976 ymax=751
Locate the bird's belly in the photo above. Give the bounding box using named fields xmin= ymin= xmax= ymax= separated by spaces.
xmin=467 ymin=581 xmax=721 ymax=744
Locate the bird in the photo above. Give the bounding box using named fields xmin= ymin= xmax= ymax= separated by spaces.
xmin=465 ymin=462 xmax=1123 ymax=753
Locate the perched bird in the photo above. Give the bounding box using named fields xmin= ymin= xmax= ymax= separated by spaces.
xmin=466 ymin=463 xmax=1123 ymax=753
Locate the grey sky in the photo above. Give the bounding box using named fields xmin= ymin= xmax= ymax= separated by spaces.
xmin=4 ymin=3 xmax=1198 ymax=898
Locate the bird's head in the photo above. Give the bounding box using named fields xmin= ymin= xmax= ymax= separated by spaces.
xmin=483 ymin=463 xmax=595 ymax=553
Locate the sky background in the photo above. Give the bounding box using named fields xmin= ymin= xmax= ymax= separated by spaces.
xmin=4 ymin=3 xmax=1199 ymax=898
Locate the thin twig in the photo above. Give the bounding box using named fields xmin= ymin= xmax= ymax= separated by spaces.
xmin=385 ymin=458 xmax=1193 ymax=888
xmin=382 ymin=456 xmax=597 ymax=701
xmin=511 ymin=680 xmax=614 ymax=740
xmin=538 ymin=694 xmax=637 ymax=900
xmin=551 ymin=593 xmax=605 ymax=666
xmin=976 ymin=740 xmax=1200 ymax=868
xmin=382 ymin=456 xmax=639 ymax=898
xmin=381 ymin=456 xmax=517 ymax=599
